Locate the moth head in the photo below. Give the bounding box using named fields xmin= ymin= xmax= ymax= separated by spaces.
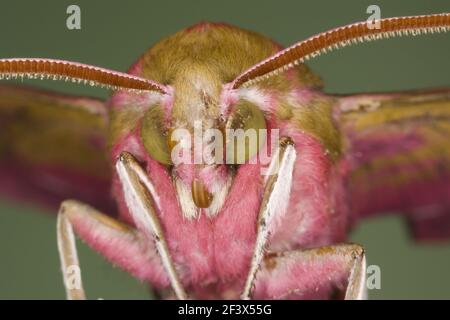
xmin=138 ymin=79 xmax=268 ymax=213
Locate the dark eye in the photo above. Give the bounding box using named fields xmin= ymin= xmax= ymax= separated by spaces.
xmin=225 ymin=99 xmax=266 ymax=164
xmin=141 ymin=104 xmax=172 ymax=165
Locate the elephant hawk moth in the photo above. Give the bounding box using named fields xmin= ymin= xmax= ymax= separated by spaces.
xmin=0 ymin=13 xmax=449 ymax=299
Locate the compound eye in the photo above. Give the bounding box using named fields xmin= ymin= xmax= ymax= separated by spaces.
xmin=225 ymin=99 xmax=266 ymax=164
xmin=141 ymin=105 xmax=172 ymax=165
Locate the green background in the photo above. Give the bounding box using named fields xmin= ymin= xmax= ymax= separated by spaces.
xmin=0 ymin=0 xmax=449 ymax=299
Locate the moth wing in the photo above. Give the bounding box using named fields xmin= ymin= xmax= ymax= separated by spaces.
xmin=335 ymin=88 xmax=450 ymax=240
xmin=0 ymin=85 xmax=114 ymax=213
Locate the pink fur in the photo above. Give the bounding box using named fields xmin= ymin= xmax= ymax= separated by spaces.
xmin=213 ymin=162 xmax=263 ymax=281
xmin=71 ymin=213 xmax=169 ymax=286
xmin=103 ymin=80 xmax=354 ymax=299
xmin=253 ymin=253 xmax=348 ymax=299
xmin=197 ymin=165 xmax=228 ymax=192
xmin=112 ymin=130 xmax=218 ymax=287
xmin=173 ymin=164 xmax=195 ymax=185
xmin=268 ymin=127 xmax=347 ymax=250
xmin=96 ymin=72 xmax=359 ymax=299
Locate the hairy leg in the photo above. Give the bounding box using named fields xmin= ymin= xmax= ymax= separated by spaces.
xmin=57 ymin=199 xmax=169 ymax=299
xmin=253 ymin=244 xmax=366 ymax=300
xmin=115 ymin=152 xmax=187 ymax=299
xmin=241 ymin=137 xmax=297 ymax=299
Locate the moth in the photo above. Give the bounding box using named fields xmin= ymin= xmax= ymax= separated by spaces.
xmin=0 ymin=13 xmax=449 ymax=300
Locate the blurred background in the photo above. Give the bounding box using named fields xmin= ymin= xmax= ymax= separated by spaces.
xmin=0 ymin=0 xmax=449 ymax=299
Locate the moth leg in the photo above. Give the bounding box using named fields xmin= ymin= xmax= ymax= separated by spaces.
xmin=344 ymin=244 xmax=367 ymax=300
xmin=57 ymin=199 xmax=169 ymax=300
xmin=57 ymin=200 xmax=138 ymax=300
xmin=252 ymin=244 xmax=367 ymax=300
xmin=57 ymin=201 xmax=86 ymax=300
xmin=115 ymin=152 xmax=187 ymax=300
xmin=241 ymin=137 xmax=297 ymax=299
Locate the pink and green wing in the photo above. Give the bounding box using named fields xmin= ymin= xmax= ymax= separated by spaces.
xmin=336 ymin=88 xmax=450 ymax=241
xmin=0 ymin=85 xmax=115 ymax=213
